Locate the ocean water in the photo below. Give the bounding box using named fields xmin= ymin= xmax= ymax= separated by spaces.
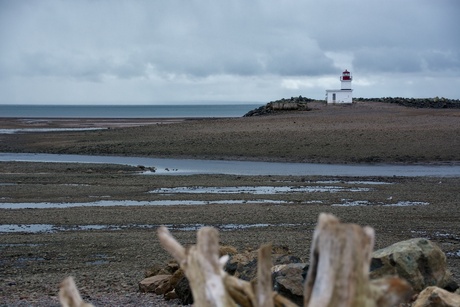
xmin=0 ymin=104 xmax=261 ymax=118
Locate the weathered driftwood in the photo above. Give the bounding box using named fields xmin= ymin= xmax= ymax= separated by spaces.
xmin=158 ymin=226 xmax=236 ymax=306
xmin=158 ymin=215 xmax=412 ymax=307
xmin=256 ymin=243 xmax=274 ymax=307
xmin=158 ymin=226 xmax=298 ymax=307
xmin=59 ymin=213 xmax=412 ymax=307
xmin=303 ymin=213 xmax=411 ymax=307
xmin=59 ymin=276 xmax=94 ymax=307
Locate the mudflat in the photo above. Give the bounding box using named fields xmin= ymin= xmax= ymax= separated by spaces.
xmin=0 ymin=101 xmax=459 ymax=306
xmin=1 ymin=102 xmax=459 ymax=163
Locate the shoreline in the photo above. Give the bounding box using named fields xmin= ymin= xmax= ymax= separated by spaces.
xmin=0 ymin=117 xmax=209 ymax=129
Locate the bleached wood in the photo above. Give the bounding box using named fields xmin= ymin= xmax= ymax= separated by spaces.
xmin=303 ymin=213 xmax=411 ymax=307
xmin=157 ymin=226 xmax=186 ymax=265
xmin=59 ymin=214 xmax=413 ymax=307
xmin=158 ymin=225 xmax=299 ymax=306
xmin=257 ymin=243 xmax=274 ymax=307
xmin=158 ymin=226 xmax=236 ymax=306
xmin=59 ymin=277 xmax=94 ymax=307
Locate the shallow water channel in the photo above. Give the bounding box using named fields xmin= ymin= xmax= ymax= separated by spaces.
xmin=1 ymin=153 xmax=459 ymax=177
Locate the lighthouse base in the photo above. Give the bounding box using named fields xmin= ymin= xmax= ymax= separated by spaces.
xmin=326 ymin=89 xmax=353 ymax=104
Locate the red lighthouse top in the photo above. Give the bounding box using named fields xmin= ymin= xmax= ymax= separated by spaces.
xmin=340 ymin=70 xmax=352 ymax=81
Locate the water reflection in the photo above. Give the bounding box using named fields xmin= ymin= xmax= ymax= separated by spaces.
xmin=0 ymin=222 xmax=306 ymax=233
xmin=150 ymin=185 xmax=371 ymax=194
xmin=0 ymin=199 xmax=290 ymax=209
xmin=1 ymin=153 xmax=459 ymax=177
xmin=0 ymin=128 xmax=106 ymax=134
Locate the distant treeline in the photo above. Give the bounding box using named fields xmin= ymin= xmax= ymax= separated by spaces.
xmin=354 ymin=97 xmax=460 ymax=109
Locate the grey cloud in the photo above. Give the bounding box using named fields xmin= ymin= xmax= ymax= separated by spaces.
xmin=0 ymin=0 xmax=459 ymax=103
xmin=0 ymin=0 xmax=339 ymax=81
xmin=422 ymin=50 xmax=460 ymax=72
xmin=353 ymin=48 xmax=423 ymax=73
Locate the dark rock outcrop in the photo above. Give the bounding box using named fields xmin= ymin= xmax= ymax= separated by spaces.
xmin=272 ymin=263 xmax=308 ymax=305
xmin=354 ymin=97 xmax=460 ymax=109
xmin=244 ymin=96 xmax=313 ymax=116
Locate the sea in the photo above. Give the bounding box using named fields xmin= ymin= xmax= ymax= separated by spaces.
xmin=0 ymin=104 xmax=262 ymax=118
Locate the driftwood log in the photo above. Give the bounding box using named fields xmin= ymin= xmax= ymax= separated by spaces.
xmin=158 ymin=213 xmax=412 ymax=307
xmin=58 ymin=213 xmax=412 ymax=307
xmin=59 ymin=276 xmax=94 ymax=307
xmin=158 ymin=226 xmax=298 ymax=307
xmin=303 ymin=213 xmax=411 ymax=307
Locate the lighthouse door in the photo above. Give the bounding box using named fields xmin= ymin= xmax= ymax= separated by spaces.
xmin=332 ymin=93 xmax=336 ymax=102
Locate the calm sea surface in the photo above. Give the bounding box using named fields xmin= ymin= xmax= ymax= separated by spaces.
xmin=0 ymin=104 xmax=261 ymax=118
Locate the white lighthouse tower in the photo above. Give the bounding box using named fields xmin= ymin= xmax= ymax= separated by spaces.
xmin=326 ymin=70 xmax=353 ymax=104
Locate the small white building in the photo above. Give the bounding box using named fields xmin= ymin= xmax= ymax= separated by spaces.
xmin=326 ymin=70 xmax=353 ymax=104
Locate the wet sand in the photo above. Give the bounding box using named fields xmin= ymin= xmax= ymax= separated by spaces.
xmin=0 ymin=101 xmax=459 ymax=305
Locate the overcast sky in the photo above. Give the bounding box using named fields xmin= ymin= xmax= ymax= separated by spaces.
xmin=1 ymin=0 xmax=459 ymax=105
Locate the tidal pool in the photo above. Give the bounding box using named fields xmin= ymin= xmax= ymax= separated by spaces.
xmin=0 ymin=222 xmax=306 ymax=233
xmin=0 ymin=128 xmax=106 ymax=134
xmin=332 ymin=200 xmax=429 ymax=207
xmin=149 ymin=185 xmax=371 ymax=194
xmin=0 ymin=199 xmax=291 ymax=209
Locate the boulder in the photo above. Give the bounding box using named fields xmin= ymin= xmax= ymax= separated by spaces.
xmin=167 ymin=268 xmax=184 ymax=291
xmin=175 ymin=276 xmax=193 ymax=305
xmin=219 ymin=245 xmax=238 ymax=257
xmin=370 ymin=238 xmax=455 ymax=292
xmin=144 ymin=260 xmax=179 ymax=278
xmin=272 ymin=263 xmax=308 ymax=305
xmin=138 ymin=274 xmax=172 ymax=294
xmin=224 ymin=245 xmax=302 ymax=281
xmin=164 ymin=289 xmax=178 ymax=301
xmin=412 ymin=286 xmax=460 ymax=307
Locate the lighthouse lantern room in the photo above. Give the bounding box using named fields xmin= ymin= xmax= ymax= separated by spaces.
xmin=326 ymin=70 xmax=353 ymax=104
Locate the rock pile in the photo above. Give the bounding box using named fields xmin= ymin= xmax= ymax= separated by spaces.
xmin=354 ymin=97 xmax=460 ymax=109
xmin=140 ymin=238 xmax=459 ymax=306
xmin=243 ymin=96 xmax=313 ymax=117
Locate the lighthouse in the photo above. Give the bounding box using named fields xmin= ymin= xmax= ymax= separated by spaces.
xmin=326 ymin=70 xmax=353 ymax=104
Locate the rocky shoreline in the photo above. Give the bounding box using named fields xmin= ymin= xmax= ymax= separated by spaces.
xmin=243 ymin=97 xmax=460 ymax=117
xmin=1 ymin=101 xmax=459 ymax=306
xmin=354 ymin=97 xmax=460 ymax=109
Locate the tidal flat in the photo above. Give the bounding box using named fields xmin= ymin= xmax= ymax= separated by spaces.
xmin=0 ymin=101 xmax=459 ymax=305
xmin=1 ymin=162 xmax=459 ymax=305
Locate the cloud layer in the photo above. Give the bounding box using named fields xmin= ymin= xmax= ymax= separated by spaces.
xmin=1 ymin=0 xmax=459 ymax=104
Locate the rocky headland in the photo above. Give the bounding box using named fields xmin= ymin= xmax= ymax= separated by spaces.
xmin=244 ymin=96 xmax=460 ymax=117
